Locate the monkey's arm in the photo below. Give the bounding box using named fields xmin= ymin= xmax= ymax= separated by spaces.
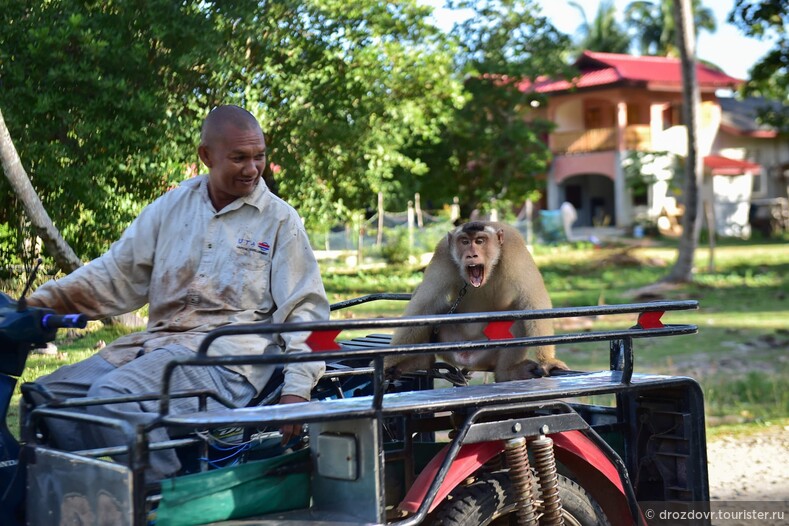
xmin=386 ymin=254 xmax=457 ymax=373
xmin=390 ymin=291 xmax=447 ymax=345
xmin=385 ymin=287 xmax=442 ymax=373
xmin=390 ymin=252 xmax=457 ymax=344
xmin=492 ymin=243 xmax=567 ymax=380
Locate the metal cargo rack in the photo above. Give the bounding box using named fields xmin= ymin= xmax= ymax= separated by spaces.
xmin=26 ymin=299 xmax=704 ymax=526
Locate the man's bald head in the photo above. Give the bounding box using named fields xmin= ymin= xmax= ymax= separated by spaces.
xmin=200 ymin=105 xmax=263 ymax=147
xmin=197 ymin=105 xmax=268 ymax=210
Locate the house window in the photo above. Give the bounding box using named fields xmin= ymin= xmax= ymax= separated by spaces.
xmin=662 ymin=103 xmax=683 ymax=129
xmin=584 ymin=100 xmax=615 ymax=129
xmin=632 ymin=188 xmax=648 ymax=206
xmin=752 ymin=172 xmax=762 ymax=194
xmin=627 ymin=104 xmax=647 ymax=125
xmin=585 ymin=107 xmax=603 ymax=129
xmin=750 ymin=149 xmax=763 ymax=195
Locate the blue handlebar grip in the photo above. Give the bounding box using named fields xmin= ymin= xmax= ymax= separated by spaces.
xmin=42 ymin=313 xmax=89 ymax=330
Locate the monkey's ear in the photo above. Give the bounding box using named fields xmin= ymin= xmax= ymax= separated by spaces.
xmin=447 ymin=231 xmax=453 ymax=247
xmin=496 ymin=228 xmax=504 ymax=245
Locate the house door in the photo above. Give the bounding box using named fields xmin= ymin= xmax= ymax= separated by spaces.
xmin=560 ymin=174 xmax=616 ymax=227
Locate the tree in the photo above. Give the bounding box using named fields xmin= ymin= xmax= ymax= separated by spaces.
xmin=664 ymin=0 xmax=703 ymax=283
xmin=728 ymin=0 xmax=789 ymax=132
xmin=625 ymin=0 xmax=716 ymax=56
xmin=0 ymin=1 xmax=217 ymax=261
xmin=0 ymin=108 xmax=82 ymax=273
xmin=0 ymin=0 xmax=463 ymax=263
xmin=235 ymin=1 xmax=463 ymax=229
xmin=569 ymin=0 xmax=631 ymax=55
xmin=414 ymin=0 xmax=576 ymax=215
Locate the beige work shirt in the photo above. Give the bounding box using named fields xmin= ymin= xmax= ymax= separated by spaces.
xmin=30 ymin=175 xmax=328 ymax=399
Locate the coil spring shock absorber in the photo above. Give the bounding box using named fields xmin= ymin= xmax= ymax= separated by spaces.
xmin=531 ymin=432 xmax=565 ymax=526
xmin=504 ymin=437 xmax=539 ymax=526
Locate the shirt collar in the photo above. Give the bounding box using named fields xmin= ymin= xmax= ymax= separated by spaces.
xmin=197 ymin=175 xmax=269 ymax=214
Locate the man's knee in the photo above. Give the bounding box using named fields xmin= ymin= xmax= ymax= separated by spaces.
xmin=85 ymin=380 xmax=121 ymax=399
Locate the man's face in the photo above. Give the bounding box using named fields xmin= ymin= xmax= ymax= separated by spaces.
xmin=199 ymin=124 xmax=267 ymax=210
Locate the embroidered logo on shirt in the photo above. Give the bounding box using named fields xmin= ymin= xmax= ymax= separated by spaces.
xmin=237 ymin=238 xmax=271 ymax=255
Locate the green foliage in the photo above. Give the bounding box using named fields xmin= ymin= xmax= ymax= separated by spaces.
xmin=214 ymin=0 xmax=464 ymax=229
xmin=379 ymin=228 xmax=411 ymax=265
xmin=705 ymin=371 xmax=789 ymax=420
xmin=0 ymin=212 xmax=31 ymax=273
xmin=0 ymin=0 xmax=464 ymax=261
xmin=322 ymin=267 xmax=422 ymax=298
xmin=728 ymin=0 xmax=789 ymax=132
xmin=569 ymin=0 xmax=631 ymax=55
xmin=624 ymin=0 xmax=717 ymax=57
xmin=622 ymin=150 xmax=678 ymax=197
xmin=0 ymin=1 xmax=212 ymax=259
xmin=412 ymin=221 xmax=455 ymax=253
xmin=411 ymin=0 xmax=576 ymax=216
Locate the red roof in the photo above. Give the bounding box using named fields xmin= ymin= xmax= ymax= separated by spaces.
xmin=522 ymin=51 xmax=742 ymax=94
xmin=704 ymin=155 xmax=761 ymax=175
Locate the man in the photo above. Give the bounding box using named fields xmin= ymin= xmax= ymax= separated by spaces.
xmin=26 ymin=105 xmax=328 ymax=479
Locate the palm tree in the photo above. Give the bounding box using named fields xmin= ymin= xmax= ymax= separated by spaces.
xmin=570 ymin=0 xmax=631 ymax=55
xmin=664 ymin=0 xmax=702 ymax=283
xmin=624 ymin=0 xmax=716 ymax=56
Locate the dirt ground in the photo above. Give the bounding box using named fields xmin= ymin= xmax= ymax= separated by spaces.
xmin=707 ymin=424 xmax=789 ymax=501
xmin=703 ymin=424 xmax=788 ymax=525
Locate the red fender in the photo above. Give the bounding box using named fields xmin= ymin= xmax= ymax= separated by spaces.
xmin=399 ymin=440 xmax=505 ymax=514
xmin=399 ymin=430 xmax=635 ymax=526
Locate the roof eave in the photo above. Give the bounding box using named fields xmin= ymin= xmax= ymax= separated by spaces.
xmin=720 ymin=123 xmax=778 ymax=139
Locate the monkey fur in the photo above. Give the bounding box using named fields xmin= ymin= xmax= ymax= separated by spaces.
xmin=386 ymin=221 xmax=567 ymax=381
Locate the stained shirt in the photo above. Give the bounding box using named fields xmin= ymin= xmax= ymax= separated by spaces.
xmin=30 ymin=175 xmax=328 ymax=399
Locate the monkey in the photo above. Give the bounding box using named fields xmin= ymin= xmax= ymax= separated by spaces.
xmin=386 ymin=221 xmax=568 ymax=382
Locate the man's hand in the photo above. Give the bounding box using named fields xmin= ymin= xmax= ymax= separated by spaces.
xmin=278 ymin=394 xmax=308 ymax=446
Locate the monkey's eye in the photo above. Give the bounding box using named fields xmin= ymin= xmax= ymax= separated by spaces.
xmin=475 ymin=238 xmax=485 ymax=245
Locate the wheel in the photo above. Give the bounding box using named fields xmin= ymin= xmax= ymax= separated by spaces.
xmin=428 ymin=471 xmax=611 ymax=526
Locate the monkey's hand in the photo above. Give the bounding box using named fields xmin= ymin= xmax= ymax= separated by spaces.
xmin=494 ymin=353 xmax=569 ymax=381
xmin=385 ymin=365 xmax=403 ymax=381
xmin=495 ymin=359 xmax=544 ymax=381
xmin=538 ymin=357 xmax=569 ymax=377
xmin=382 ymin=354 xmax=407 ymax=381
xmin=384 ymin=354 xmax=434 ymax=380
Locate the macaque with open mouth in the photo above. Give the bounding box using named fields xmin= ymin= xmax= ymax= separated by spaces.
xmin=386 ymin=221 xmax=567 ymax=382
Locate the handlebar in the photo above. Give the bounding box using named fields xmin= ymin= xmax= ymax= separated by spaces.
xmin=1 ymin=291 xmax=87 ymax=375
xmin=41 ymin=313 xmax=88 ymax=330
xmin=0 ymin=291 xmax=86 ymax=345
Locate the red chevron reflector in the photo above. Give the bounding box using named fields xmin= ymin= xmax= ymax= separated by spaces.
xmin=483 ymin=321 xmax=514 ymax=340
xmin=306 ymin=330 xmax=342 ymax=352
xmin=637 ymin=311 xmax=665 ymax=329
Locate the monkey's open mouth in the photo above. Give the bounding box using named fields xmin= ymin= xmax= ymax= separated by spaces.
xmin=467 ymin=264 xmax=485 ymax=287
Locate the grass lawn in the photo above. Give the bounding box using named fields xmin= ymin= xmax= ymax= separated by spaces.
xmin=6 ymin=236 xmax=788 ymax=434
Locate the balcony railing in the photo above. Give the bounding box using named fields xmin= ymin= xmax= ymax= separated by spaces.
xmin=550 ymin=125 xmax=652 ymax=154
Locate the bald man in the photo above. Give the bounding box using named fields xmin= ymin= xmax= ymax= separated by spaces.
xmin=26 ymin=105 xmax=328 ymax=479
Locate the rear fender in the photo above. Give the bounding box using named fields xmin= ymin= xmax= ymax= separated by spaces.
xmin=399 ymin=430 xmax=635 ymax=526
xmin=398 ymin=440 xmax=503 ymax=514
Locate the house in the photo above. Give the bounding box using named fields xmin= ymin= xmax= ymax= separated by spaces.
xmin=716 ymin=96 xmax=789 ymax=235
xmin=521 ymin=51 xmax=788 ymax=237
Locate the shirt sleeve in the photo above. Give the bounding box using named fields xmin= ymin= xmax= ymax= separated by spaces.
xmin=28 ymin=201 xmax=160 ymax=319
xmin=269 ymin=212 xmax=329 ymax=400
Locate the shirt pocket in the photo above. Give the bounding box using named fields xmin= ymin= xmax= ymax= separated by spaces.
xmin=233 ymin=245 xmax=272 ymax=272
xmin=223 ymin=250 xmax=272 ymax=309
